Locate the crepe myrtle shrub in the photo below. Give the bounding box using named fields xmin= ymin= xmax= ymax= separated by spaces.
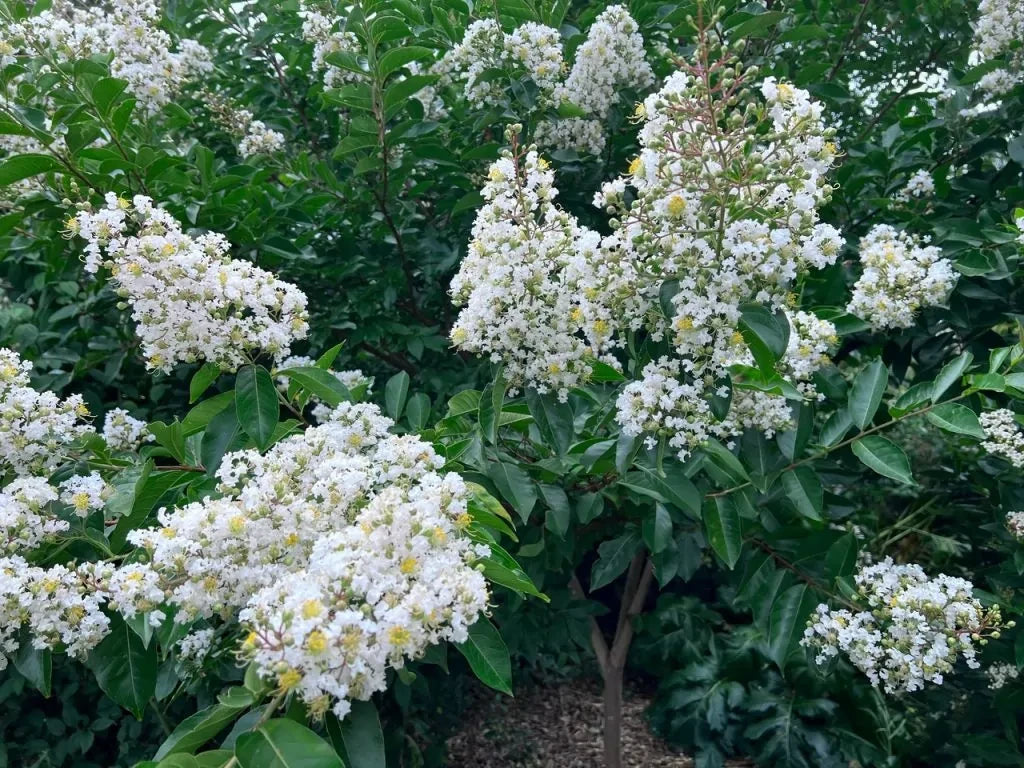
xmin=438 ymin=10 xmax=1024 ymax=768
xmin=1 ymin=0 xmax=1024 ymax=766
xmin=0 ymin=195 xmax=539 ymax=767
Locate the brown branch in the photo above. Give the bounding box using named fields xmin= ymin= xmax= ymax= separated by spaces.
xmin=569 ymin=572 xmax=610 ymax=679
xmin=827 ymin=0 xmax=873 ymax=82
xmin=359 ymin=341 xmax=419 ymax=375
xmin=609 ymin=557 xmax=653 ymax=668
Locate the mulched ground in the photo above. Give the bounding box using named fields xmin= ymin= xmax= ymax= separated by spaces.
xmin=446 ymin=677 xmax=749 ymax=767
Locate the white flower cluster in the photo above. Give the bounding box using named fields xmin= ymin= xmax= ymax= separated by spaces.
xmin=453 ymin=62 xmax=845 ymax=456
xmin=0 ymin=348 xmax=93 ymax=476
xmin=980 ymin=409 xmax=1024 ymax=468
xmin=299 ymin=2 xmax=362 ymax=89
xmin=449 ymin=144 xmax=619 ymax=398
xmin=71 ymin=194 xmax=309 ymax=372
xmin=846 ymin=225 xmax=956 ymax=330
xmin=58 ymin=472 xmax=108 ymax=517
xmin=436 ymin=19 xmax=564 ymax=108
xmin=987 ymin=661 xmax=1020 ymax=689
xmin=1 ymin=0 xmax=211 ymax=114
xmin=1007 ymin=510 xmax=1024 ymax=541
xmin=275 ymin=355 xmax=373 ymax=421
xmin=0 ymin=557 xmax=111 ymax=669
xmin=973 ymin=0 xmax=1024 ymax=95
xmin=121 ymin=402 xmax=489 ymax=719
xmin=102 ymin=408 xmax=151 ymax=452
xmin=895 ymin=169 xmax=935 ymax=202
xmin=803 ymin=558 xmax=1004 ymax=694
xmin=1 ymin=477 xmax=62 ymax=554
xmin=616 ymin=311 xmax=837 ymax=453
xmin=204 ymin=92 xmax=285 ymax=159
xmin=718 ymin=311 xmax=838 ymax=439
xmin=536 ymin=5 xmax=655 ymax=154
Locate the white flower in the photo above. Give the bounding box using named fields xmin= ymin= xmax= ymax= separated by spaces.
xmin=118 ymin=402 xmax=488 ymax=718
xmin=803 ymin=558 xmax=1004 ymax=694
xmin=535 ymin=6 xmax=654 ymax=155
xmin=73 ymin=194 xmax=309 ymax=372
xmin=1007 ymin=510 xmax=1024 ymax=541
xmin=0 ymin=0 xmax=210 ymax=114
xmin=846 ymin=225 xmax=956 ymax=330
xmin=59 ymin=472 xmax=109 ymax=517
xmin=895 ymin=169 xmax=935 ymax=202
xmin=981 ymin=409 xmax=1024 ymax=468
xmin=973 ymin=0 xmax=1024 ymax=95
xmin=987 ymin=661 xmax=1019 ymax=689
xmin=0 ymin=349 xmax=93 ymax=476
xmin=102 ymin=408 xmax=151 ymax=451
xmin=0 ymin=477 xmax=62 ymax=554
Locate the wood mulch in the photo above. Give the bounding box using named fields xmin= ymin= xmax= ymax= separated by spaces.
xmin=445 ymin=677 xmax=751 ymax=768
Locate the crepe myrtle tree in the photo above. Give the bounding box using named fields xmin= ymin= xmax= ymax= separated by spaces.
xmin=438 ymin=10 xmax=1024 ymax=768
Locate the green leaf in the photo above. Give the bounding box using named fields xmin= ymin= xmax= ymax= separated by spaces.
xmin=738 ymin=304 xmax=790 ymax=375
xmin=405 ymin=392 xmax=431 ymax=431
xmin=589 ymin=360 xmax=625 ymax=382
xmin=729 ymin=10 xmax=786 ymax=38
xmin=819 ymin=408 xmax=852 ymax=447
xmin=926 ymin=402 xmax=985 ymax=439
xmin=315 ymin=343 xmax=344 ymax=370
xmin=0 ymin=153 xmax=62 ymax=187
xmin=479 ymin=370 xmax=506 ymax=444
xmin=454 ymin=619 xmax=512 ymax=695
xmin=183 ymin=391 xmax=235 ymax=436
xmin=446 ymin=389 xmax=481 ymax=417
xmin=525 ymin=388 xmax=573 ymax=455
xmin=155 ymin=701 xmax=249 ymax=759
xmin=200 ymin=406 xmax=244 ymax=475
xmin=704 ymin=496 xmax=742 ymax=569
xmin=780 ymin=466 xmax=823 ymax=521
xmin=234 ymin=719 xmax=343 ymax=768
xmin=92 ymin=76 xmax=128 ymax=114
xmin=487 ymin=462 xmax=537 ymax=524
xmin=385 ymin=371 xmax=410 ymax=421
xmin=277 ymin=367 xmax=350 ymax=408
xmin=848 ymin=359 xmax=888 ymax=429
xmin=190 ymin=363 xmax=222 ymax=403
xmin=87 ymin=615 xmax=157 ymax=719
xmin=642 ymin=504 xmax=673 ymax=554
xmin=13 ymin=633 xmax=51 ymax=696
xmin=931 ymin=351 xmax=973 ymax=403
xmin=540 ymin=484 xmax=570 ymax=537
xmin=591 ymin=530 xmax=642 ymax=589
xmin=767 ymin=584 xmax=818 ymax=668
xmin=326 ymin=700 xmax=385 ymax=768
xmin=851 ymin=436 xmax=914 ymax=485
xmin=235 ymin=365 xmax=279 ymax=451
xmin=377 ymin=46 xmax=435 ymax=79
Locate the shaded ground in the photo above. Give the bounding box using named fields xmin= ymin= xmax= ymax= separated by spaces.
xmin=446 ymin=677 xmax=749 ymax=767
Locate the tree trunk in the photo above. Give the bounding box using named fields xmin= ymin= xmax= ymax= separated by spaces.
xmin=602 ymin=661 xmax=625 ymax=768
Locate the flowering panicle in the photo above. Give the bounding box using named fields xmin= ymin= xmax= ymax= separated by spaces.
xmin=1006 ymin=510 xmax=1024 ymax=541
xmin=436 ymin=20 xmax=564 ymax=109
xmin=536 ymin=5 xmax=654 ymax=154
xmin=803 ymin=558 xmax=1007 ymax=694
xmin=987 ymin=662 xmax=1020 ymax=689
xmin=0 ymin=0 xmax=210 ymax=114
xmin=972 ymin=0 xmax=1024 ymax=95
xmin=299 ymin=2 xmax=362 ymax=89
xmin=449 ymin=139 xmax=618 ymax=399
xmin=846 ymin=225 xmax=956 ymax=330
xmin=117 ymin=402 xmax=490 ymax=718
xmin=895 ymin=169 xmax=935 ymax=203
xmin=0 ymin=348 xmax=93 ymax=476
xmin=206 ymin=93 xmax=285 ymax=158
xmin=71 ymin=194 xmax=309 ymax=372
xmin=102 ymin=408 xmax=151 ymax=452
xmin=980 ymin=409 xmax=1024 ymax=467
